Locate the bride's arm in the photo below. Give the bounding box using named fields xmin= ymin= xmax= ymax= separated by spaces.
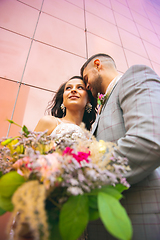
xmin=34 ymin=116 xmax=57 ymax=135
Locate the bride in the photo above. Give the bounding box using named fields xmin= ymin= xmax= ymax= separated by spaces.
xmin=34 ymin=76 xmax=97 ymax=137
xmin=11 ymin=76 xmax=97 ymax=240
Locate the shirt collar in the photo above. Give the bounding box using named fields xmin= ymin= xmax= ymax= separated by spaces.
xmin=105 ymin=74 xmax=123 ymax=96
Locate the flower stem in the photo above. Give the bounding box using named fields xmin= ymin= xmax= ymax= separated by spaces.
xmin=48 ymin=197 xmax=61 ymax=209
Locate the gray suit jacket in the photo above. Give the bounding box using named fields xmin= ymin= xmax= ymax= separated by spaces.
xmin=91 ymin=65 xmax=160 ymax=239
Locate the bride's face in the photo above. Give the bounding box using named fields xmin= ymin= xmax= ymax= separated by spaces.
xmin=63 ymin=78 xmax=88 ymax=111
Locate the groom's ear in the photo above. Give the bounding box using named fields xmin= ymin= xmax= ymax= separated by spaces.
xmin=94 ymin=59 xmax=102 ymax=70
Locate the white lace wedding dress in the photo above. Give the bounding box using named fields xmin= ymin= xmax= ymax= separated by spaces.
xmin=50 ymin=119 xmax=87 ymax=140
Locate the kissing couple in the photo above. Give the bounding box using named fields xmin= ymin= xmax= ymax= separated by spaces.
xmin=35 ymin=53 xmax=160 ymax=240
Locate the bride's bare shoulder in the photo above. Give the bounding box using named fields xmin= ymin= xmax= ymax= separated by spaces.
xmin=39 ymin=115 xmax=56 ymax=123
xmin=34 ymin=116 xmax=58 ymax=134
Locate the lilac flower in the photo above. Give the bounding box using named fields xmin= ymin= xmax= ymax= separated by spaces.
xmin=67 ymin=186 xmax=83 ymax=195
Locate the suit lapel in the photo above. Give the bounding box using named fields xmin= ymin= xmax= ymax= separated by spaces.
xmin=91 ymin=113 xmax=100 ymax=135
xmin=91 ymin=80 xmax=120 ymax=136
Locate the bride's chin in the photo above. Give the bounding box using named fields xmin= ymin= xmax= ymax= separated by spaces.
xmin=67 ymin=105 xmax=85 ymax=112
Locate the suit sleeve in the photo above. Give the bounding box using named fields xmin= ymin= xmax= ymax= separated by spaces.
xmin=114 ymin=65 xmax=160 ymax=184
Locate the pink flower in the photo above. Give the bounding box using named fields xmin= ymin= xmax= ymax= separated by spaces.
xmin=12 ymin=157 xmax=32 ymax=177
xmin=46 ymin=153 xmax=61 ymax=171
xmin=12 ymin=157 xmax=32 ymax=170
xmin=98 ymin=94 xmax=104 ymax=100
xmin=72 ymin=151 xmax=90 ymax=164
xmin=63 ymin=147 xmax=73 ymax=155
xmin=63 ymin=147 xmax=90 ymax=165
xmin=12 ymin=159 xmax=23 ymax=169
xmin=38 ymin=153 xmax=61 ymax=174
xmin=23 ymin=156 xmax=32 ymax=170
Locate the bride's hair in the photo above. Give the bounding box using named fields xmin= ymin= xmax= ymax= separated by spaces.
xmin=46 ymin=76 xmax=97 ymax=130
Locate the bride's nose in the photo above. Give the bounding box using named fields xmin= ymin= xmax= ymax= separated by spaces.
xmin=71 ymin=88 xmax=77 ymax=93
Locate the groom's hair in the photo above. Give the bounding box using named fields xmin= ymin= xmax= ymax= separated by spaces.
xmin=45 ymin=76 xmax=97 ymax=130
xmin=80 ymin=53 xmax=116 ymax=77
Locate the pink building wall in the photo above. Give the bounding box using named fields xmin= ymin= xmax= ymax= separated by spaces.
xmin=0 ymin=0 xmax=160 ymax=238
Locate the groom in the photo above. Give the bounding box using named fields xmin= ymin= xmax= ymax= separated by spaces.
xmin=81 ymin=53 xmax=160 ymax=240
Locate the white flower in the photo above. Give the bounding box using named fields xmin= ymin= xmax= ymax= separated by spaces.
xmin=69 ymin=179 xmax=79 ymax=186
xmin=67 ymin=186 xmax=83 ymax=195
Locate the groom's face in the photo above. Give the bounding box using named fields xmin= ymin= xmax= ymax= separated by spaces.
xmin=83 ymin=65 xmax=103 ymax=98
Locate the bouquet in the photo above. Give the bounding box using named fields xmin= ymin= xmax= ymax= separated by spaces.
xmin=0 ymin=120 xmax=132 ymax=240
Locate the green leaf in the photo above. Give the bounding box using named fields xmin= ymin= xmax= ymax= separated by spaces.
xmin=7 ymin=119 xmax=15 ymax=124
xmin=49 ymin=219 xmax=63 ymax=240
xmin=88 ymin=195 xmax=98 ymax=209
xmin=97 ymin=99 xmax=101 ymax=105
xmin=88 ymin=196 xmax=99 ymax=221
xmin=0 ymin=206 xmax=6 ymax=216
xmin=0 ymin=195 xmax=13 ymax=212
xmin=0 ymin=172 xmax=3 ymax=178
xmin=1 ymin=137 xmax=15 ymax=146
xmin=98 ymin=192 xmax=132 ymax=240
xmin=0 ymin=171 xmax=25 ymax=198
xmin=7 ymin=119 xmax=22 ymax=128
xmin=89 ymin=208 xmax=99 ymax=221
xmin=48 ymin=211 xmax=62 ymax=240
xmin=89 ymin=185 xmax=123 ymax=200
xmin=111 ymin=183 xmax=129 ymax=193
xmin=100 ymin=187 xmax=123 ymax=200
xmin=22 ymin=125 xmax=29 ymax=136
xmin=59 ymin=195 xmax=89 ymax=240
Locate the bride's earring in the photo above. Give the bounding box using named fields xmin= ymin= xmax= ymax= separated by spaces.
xmin=85 ymin=103 xmax=92 ymax=113
xmin=61 ymin=103 xmax=66 ymax=113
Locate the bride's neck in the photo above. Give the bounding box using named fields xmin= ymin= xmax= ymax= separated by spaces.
xmin=62 ymin=110 xmax=84 ymax=126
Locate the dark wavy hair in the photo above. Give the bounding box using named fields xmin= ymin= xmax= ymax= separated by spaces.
xmin=46 ymin=76 xmax=97 ymax=130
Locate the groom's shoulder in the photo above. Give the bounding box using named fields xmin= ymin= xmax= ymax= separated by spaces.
xmin=120 ymin=65 xmax=159 ymax=84
xmin=123 ymin=64 xmax=157 ymax=76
